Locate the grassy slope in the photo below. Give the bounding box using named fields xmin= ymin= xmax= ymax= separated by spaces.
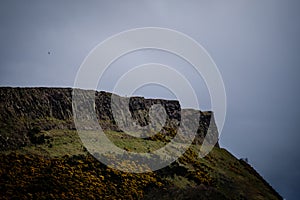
xmin=0 ymin=129 xmax=281 ymax=199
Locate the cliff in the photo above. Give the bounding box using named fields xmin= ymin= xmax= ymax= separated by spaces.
xmin=0 ymin=87 xmax=218 ymax=151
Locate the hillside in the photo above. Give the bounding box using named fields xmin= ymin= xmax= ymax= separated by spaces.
xmin=0 ymin=87 xmax=282 ymax=199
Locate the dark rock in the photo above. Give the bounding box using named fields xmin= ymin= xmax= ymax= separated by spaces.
xmin=0 ymin=87 xmax=219 ymax=150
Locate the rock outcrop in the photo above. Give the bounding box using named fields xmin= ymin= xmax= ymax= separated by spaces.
xmin=0 ymin=87 xmax=218 ymax=151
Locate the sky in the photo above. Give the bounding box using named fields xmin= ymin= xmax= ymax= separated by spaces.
xmin=1 ymin=0 xmax=300 ymax=199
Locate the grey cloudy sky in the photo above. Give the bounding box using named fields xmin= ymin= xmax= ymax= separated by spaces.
xmin=1 ymin=0 xmax=300 ymax=199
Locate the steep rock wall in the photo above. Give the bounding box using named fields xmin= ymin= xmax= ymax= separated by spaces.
xmin=0 ymin=87 xmax=218 ymax=150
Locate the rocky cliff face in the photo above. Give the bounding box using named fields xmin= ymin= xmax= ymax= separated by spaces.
xmin=0 ymin=87 xmax=218 ymax=151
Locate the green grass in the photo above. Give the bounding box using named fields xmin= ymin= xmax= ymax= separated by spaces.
xmin=11 ymin=129 xmax=168 ymax=157
xmin=4 ymin=129 xmax=85 ymax=157
xmin=105 ymin=130 xmax=166 ymax=152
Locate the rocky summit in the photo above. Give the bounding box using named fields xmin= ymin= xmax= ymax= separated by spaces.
xmin=0 ymin=87 xmax=282 ymax=199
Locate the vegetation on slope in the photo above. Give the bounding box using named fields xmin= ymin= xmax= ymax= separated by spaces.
xmin=0 ymin=129 xmax=282 ymax=200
